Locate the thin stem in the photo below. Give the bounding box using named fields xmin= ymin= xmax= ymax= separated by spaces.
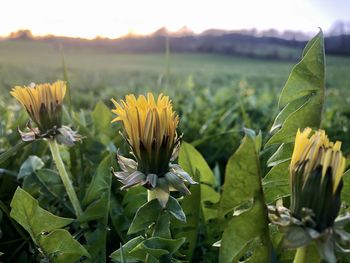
xmin=294 ymin=246 xmax=307 ymax=263
xmin=48 ymin=139 xmax=82 ymax=217
xmin=145 ymin=190 xmax=157 ymax=262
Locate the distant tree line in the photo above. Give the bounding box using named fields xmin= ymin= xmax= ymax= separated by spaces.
xmin=4 ymin=29 xmax=350 ymax=60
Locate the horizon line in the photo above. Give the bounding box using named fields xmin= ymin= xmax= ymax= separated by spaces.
xmin=0 ymin=27 xmax=329 ymax=41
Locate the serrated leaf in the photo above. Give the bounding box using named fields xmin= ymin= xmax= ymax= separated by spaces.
xmin=267 ymin=143 xmax=293 ymax=167
xmin=266 ymin=30 xmax=325 ymax=146
xmin=220 ymin=200 xmax=271 ymax=263
xmin=10 ymin=188 xmax=90 ymax=262
xmin=219 ymin=134 xmax=271 ymax=263
xmin=270 ymin=96 xmax=309 ymax=134
xmin=219 ymin=135 xmax=262 ymax=216
xmin=10 ymin=188 xmax=73 ymax=240
xmin=263 ymin=161 xmax=290 ymax=204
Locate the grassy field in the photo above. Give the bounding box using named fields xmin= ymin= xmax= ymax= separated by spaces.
xmin=1 ymin=40 xmax=349 ymax=95
xmin=1 ymin=37 xmax=350 ymax=262
xmin=0 ymin=40 xmax=295 ymax=92
xmin=1 ymin=40 xmax=349 ymax=98
xmin=1 ymin=39 xmax=350 ymax=161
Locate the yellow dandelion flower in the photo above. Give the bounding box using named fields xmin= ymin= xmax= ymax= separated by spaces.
xmin=11 ymin=81 xmax=66 ymax=132
xmin=111 ymin=93 xmax=179 ymax=174
xmin=289 ymin=128 xmax=346 ymax=231
xmin=269 ymin=128 xmax=348 ymax=257
xmin=111 ymin=93 xmax=196 ymax=207
xmin=290 ymin=128 xmax=346 ymax=194
xmin=10 ymin=81 xmax=79 ymax=145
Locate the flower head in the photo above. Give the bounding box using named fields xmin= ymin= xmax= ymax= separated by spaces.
xmin=11 ymin=81 xmax=66 ymax=131
xmin=10 ymin=81 xmax=80 ymax=145
xmin=290 ymin=128 xmax=346 ymax=230
xmin=269 ymin=128 xmax=348 ymax=261
xmin=111 ymin=93 xmax=197 ymax=207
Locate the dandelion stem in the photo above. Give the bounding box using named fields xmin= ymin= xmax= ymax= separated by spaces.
xmin=294 ymin=246 xmax=307 ymax=263
xmin=48 ymin=139 xmax=82 ymax=217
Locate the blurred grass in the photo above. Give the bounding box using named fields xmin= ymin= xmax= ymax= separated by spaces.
xmin=0 ymin=40 xmax=296 ymax=99
xmin=1 ymin=39 xmax=350 ymax=161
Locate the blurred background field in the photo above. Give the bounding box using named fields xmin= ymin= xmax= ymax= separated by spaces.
xmin=1 ymin=38 xmax=350 ymax=168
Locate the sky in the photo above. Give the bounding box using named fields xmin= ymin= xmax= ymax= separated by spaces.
xmin=1 ymin=0 xmax=349 ymax=39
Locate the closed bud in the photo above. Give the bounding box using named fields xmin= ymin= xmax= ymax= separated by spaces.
xmin=10 ymin=81 xmax=80 ymax=145
xmin=111 ymin=93 xmax=197 ymax=207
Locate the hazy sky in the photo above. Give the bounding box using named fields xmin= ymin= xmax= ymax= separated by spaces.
xmin=1 ymin=0 xmax=349 ymax=39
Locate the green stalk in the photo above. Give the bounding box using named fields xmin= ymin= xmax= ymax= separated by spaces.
xmin=48 ymin=139 xmax=82 ymax=217
xmin=294 ymin=246 xmax=307 ymax=263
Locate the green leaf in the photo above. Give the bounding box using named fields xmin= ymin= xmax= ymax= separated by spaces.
xmin=166 ymin=196 xmax=186 ymax=222
xmin=123 ymin=186 xmax=147 ymax=217
xmin=110 ymin=236 xmax=145 ymax=262
xmin=179 ymin=141 xmax=215 ymax=186
xmin=110 ymin=236 xmax=185 ymax=262
xmin=263 ymin=161 xmax=290 ymax=204
xmin=10 ymin=188 xmax=90 ymax=262
xmin=81 ymin=155 xmax=112 ymax=262
xmin=219 ymin=134 xmax=271 ymax=263
xmin=35 ymin=169 xmax=65 ymax=198
xmin=266 ymin=30 xmax=325 ymax=146
xmin=131 ymin=237 xmax=186 ymax=260
xmin=341 ymin=169 xmax=350 ymax=206
xmin=10 ymin=188 xmax=73 ymax=239
xmin=171 ymin=170 xmax=201 ymax=261
xmin=18 ymin=155 xmax=44 ymax=179
xmin=219 ymin=134 xmax=261 ymax=216
xmin=0 ymin=141 xmax=30 ymax=165
xmin=270 ymin=96 xmax=309 ymax=134
xmin=38 ymin=229 xmax=90 ymax=263
xmin=267 ymin=143 xmax=293 ymax=167
xmin=179 ymin=142 xmax=220 ymax=222
xmin=109 ymin=193 xmax=130 ymax=243
xmin=220 ymin=200 xmax=271 ymax=263
xmin=127 ymin=199 xmax=161 ymax=235
xmin=92 ymin=101 xmax=113 ymax=145
xmin=152 ymin=212 xmax=171 ymax=238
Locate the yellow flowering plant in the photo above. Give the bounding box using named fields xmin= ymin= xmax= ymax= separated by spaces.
xmin=10 ymin=81 xmax=80 ymax=145
xmin=111 ymin=93 xmax=197 ymax=207
xmin=10 ymin=81 xmax=83 ymax=216
xmin=269 ymin=128 xmax=349 ymax=262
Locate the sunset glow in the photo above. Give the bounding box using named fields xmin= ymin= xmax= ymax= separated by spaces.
xmin=1 ymin=0 xmax=349 ymax=39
